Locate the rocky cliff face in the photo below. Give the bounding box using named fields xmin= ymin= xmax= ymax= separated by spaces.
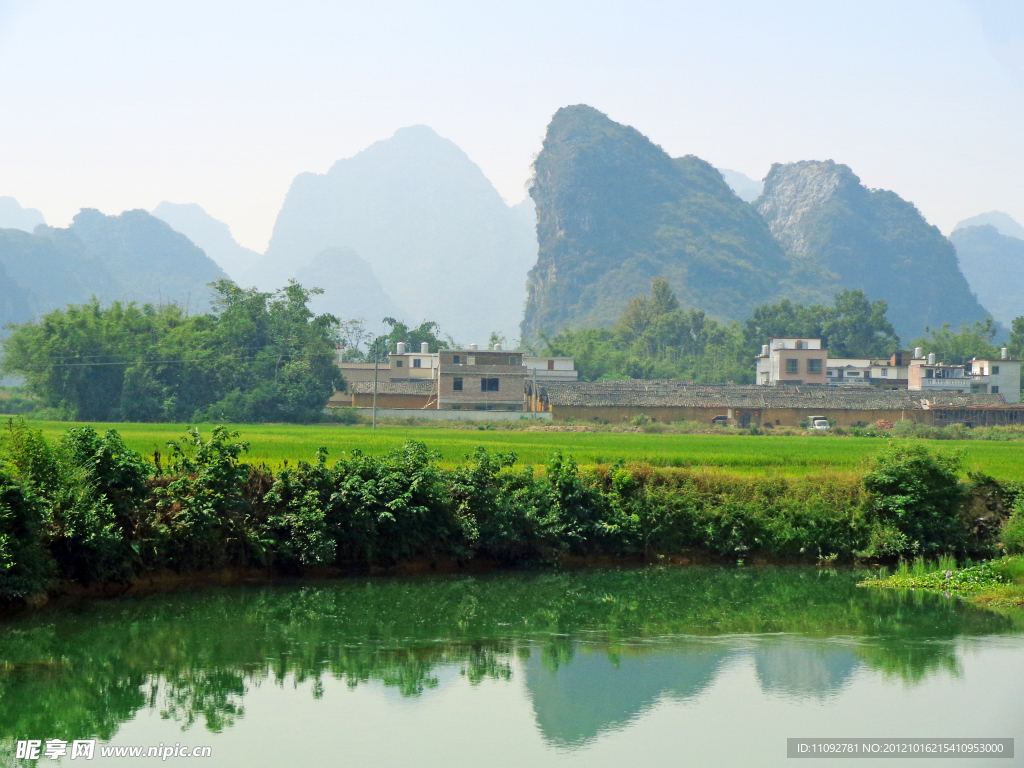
xmin=950 ymin=224 xmax=1024 ymax=326
xmin=521 ymin=105 xmax=808 ymax=338
xmin=756 ymin=161 xmax=992 ymax=339
xmin=0 ymin=209 xmax=226 ymax=322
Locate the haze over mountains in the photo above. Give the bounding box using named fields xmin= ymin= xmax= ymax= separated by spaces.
xmin=0 ymin=197 xmax=46 ymax=232
xmin=3 ymin=104 xmax=1017 ymax=349
xmin=0 ymin=209 xmax=224 ymax=330
xmin=950 ymin=213 xmax=1024 ymax=327
xmin=151 ymin=202 xmax=261 ymax=283
xmin=250 ymin=125 xmax=537 ymax=342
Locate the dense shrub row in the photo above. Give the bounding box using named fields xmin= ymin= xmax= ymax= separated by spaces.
xmin=1 ymin=419 xmax=1022 ymax=603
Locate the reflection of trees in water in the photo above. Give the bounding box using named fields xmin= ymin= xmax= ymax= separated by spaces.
xmin=0 ymin=568 xmax=1015 ymax=745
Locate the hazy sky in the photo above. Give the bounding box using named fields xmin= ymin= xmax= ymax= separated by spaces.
xmin=1 ymin=0 xmax=1022 ymax=252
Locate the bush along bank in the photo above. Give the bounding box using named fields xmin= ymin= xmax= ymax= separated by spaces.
xmin=1 ymin=419 xmax=1023 ymax=605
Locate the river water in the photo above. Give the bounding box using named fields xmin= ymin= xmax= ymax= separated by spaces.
xmin=1 ymin=567 xmax=1022 ymax=767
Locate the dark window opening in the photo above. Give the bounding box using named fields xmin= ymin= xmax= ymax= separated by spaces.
xmin=452 ymin=355 xmax=461 ymax=365
xmin=395 ymin=360 xmax=403 ymax=368
xmin=453 ymin=377 xmax=463 ymax=391
xmin=785 ymin=359 xmax=798 ymax=374
xmin=547 ymin=359 xmax=555 ymax=371
xmin=481 ymin=378 xmax=499 ymax=392
xmin=413 ymin=359 xmax=422 ymax=368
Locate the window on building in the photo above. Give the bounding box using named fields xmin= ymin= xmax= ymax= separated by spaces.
xmin=453 ymin=355 xmax=461 ymax=365
xmin=509 ymin=356 xmax=518 ymax=366
xmin=548 ymin=359 xmax=555 ymax=371
xmin=468 ymin=356 xmax=476 ymax=366
xmin=395 ymin=360 xmax=403 ymax=368
xmin=880 ymin=369 xmax=888 ymax=376
xmin=796 ymin=341 xmax=806 ymax=349
xmin=807 ymin=359 xmax=823 ymax=374
xmin=993 ymin=366 xmax=1001 ymax=375
xmin=992 ymin=385 xmax=1000 ymax=394
xmin=481 ymin=378 xmax=499 ymax=392
xmin=453 ymin=377 xmax=463 ymax=391
xmin=413 ymin=359 xmax=421 ymax=368
xmin=926 ymin=369 xmax=934 ymax=378
xmin=785 ymin=359 xmax=798 ymax=374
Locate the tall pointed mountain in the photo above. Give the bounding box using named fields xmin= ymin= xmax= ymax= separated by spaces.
xmin=0 ymin=209 xmax=226 ymax=321
xmin=755 ymin=161 xmax=991 ymax=340
xmin=950 ymin=225 xmax=1024 ymax=326
xmin=152 ymin=202 xmax=261 ymax=283
xmin=253 ymin=125 xmax=537 ymax=344
xmin=521 ymin=105 xmax=806 ymax=338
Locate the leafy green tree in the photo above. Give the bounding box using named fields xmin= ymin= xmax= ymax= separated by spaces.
xmin=1 ymin=280 xmax=342 ymax=423
xmin=911 ymin=319 xmax=1000 ymax=366
xmin=744 ymin=290 xmax=898 ymax=358
xmin=368 ymin=318 xmax=452 ymax=362
xmin=1009 ymin=317 xmax=1024 ymax=359
xmin=863 ymin=444 xmax=968 ymax=556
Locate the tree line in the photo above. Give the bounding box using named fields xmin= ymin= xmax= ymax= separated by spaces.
xmin=538 ymin=278 xmax=1024 ymax=382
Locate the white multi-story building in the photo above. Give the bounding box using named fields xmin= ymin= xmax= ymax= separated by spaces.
xmin=969 ymin=352 xmax=1021 ymax=403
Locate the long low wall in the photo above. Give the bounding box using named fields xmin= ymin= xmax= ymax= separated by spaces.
xmin=350 ymin=408 xmax=552 ymax=422
xmin=549 ymin=404 xmax=931 ymax=428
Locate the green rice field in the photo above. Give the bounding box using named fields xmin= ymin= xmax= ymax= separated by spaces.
xmin=6 ymin=419 xmax=1024 ymax=480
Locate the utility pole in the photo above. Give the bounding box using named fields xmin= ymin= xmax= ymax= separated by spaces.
xmin=372 ymin=338 xmax=380 ymax=430
xmin=533 ymin=366 xmax=538 ymax=419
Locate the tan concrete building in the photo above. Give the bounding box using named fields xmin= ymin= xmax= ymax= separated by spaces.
xmin=438 ymin=348 xmax=527 ymax=411
xmin=755 ymin=339 xmax=828 ymax=386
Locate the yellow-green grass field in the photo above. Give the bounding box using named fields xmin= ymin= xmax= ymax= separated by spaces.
xmin=5 ymin=419 xmax=1024 ymax=480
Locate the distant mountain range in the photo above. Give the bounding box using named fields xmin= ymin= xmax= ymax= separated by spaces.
xmin=718 ymin=169 xmax=763 ymax=203
xmin=4 ymin=106 xmax=1020 ymax=348
xmin=151 ymin=202 xmax=261 ymax=283
xmin=0 ymin=196 xmax=45 ymax=232
xmin=0 ymin=209 xmax=224 ymax=330
xmin=954 ymin=211 xmax=1024 ymax=240
xmin=250 ymin=125 xmax=537 ymax=344
xmin=950 ymin=217 xmax=1024 ymax=327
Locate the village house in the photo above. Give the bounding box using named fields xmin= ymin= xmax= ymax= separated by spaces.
xmin=755 ymin=339 xmax=828 ymax=386
xmin=331 ymin=343 xmax=578 ymax=414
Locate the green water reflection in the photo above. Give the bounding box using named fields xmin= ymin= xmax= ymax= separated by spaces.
xmin=0 ymin=567 xmax=1018 ymax=749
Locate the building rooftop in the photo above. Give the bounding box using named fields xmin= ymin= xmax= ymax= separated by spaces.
xmin=544 ymin=381 xmax=1012 ymax=410
xmin=348 ymin=380 xmax=436 ymax=395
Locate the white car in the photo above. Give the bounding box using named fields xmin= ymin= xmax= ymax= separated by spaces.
xmin=810 ymin=417 xmax=831 ymax=431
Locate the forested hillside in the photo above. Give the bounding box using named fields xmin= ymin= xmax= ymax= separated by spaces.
xmin=756 ymin=161 xmax=991 ymax=340
xmin=521 ymin=105 xmax=825 ymax=340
